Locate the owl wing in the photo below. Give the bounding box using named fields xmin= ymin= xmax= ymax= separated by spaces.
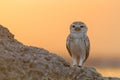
xmin=66 ymin=34 xmax=72 ymax=57
xmin=84 ymin=36 xmax=90 ymax=62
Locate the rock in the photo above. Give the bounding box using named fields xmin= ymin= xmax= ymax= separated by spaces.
xmin=0 ymin=25 xmax=119 ymax=80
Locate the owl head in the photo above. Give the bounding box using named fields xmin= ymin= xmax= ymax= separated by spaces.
xmin=70 ymin=21 xmax=88 ymax=33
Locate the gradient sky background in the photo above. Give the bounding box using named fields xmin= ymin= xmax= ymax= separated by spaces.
xmin=0 ymin=0 xmax=120 ymax=59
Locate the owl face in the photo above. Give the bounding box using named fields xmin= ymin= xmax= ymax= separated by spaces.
xmin=70 ymin=21 xmax=87 ymax=33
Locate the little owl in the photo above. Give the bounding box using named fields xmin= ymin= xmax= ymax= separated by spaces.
xmin=66 ymin=21 xmax=90 ymax=67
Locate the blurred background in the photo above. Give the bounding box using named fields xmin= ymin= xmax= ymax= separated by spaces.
xmin=0 ymin=0 xmax=120 ymax=77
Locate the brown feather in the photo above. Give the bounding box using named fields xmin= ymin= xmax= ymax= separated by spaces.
xmin=66 ymin=35 xmax=72 ymax=57
xmin=83 ymin=36 xmax=90 ymax=62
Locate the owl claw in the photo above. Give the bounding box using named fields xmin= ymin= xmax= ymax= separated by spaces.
xmin=78 ymin=65 xmax=82 ymax=67
xmin=73 ymin=64 xmax=77 ymax=67
xmin=73 ymin=65 xmax=82 ymax=68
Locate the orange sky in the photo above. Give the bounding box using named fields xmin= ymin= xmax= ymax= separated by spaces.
xmin=0 ymin=0 xmax=120 ymax=58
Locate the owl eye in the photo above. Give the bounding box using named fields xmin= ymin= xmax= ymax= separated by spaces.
xmin=72 ymin=25 xmax=75 ymax=28
xmin=80 ymin=26 xmax=84 ymax=28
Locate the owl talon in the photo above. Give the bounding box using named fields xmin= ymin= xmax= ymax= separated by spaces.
xmin=73 ymin=64 xmax=77 ymax=67
xmin=78 ymin=65 xmax=82 ymax=68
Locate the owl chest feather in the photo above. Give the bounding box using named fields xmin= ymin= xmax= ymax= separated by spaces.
xmin=72 ymin=39 xmax=83 ymax=50
xmin=70 ymin=39 xmax=82 ymax=56
xmin=70 ymin=33 xmax=86 ymax=55
xmin=71 ymin=38 xmax=85 ymax=55
xmin=70 ymin=33 xmax=84 ymax=46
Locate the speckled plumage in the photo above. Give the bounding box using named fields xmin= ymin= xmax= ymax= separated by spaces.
xmin=66 ymin=21 xmax=90 ymax=66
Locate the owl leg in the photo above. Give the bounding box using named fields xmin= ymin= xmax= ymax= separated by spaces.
xmin=73 ymin=55 xmax=77 ymax=66
xmin=79 ymin=52 xmax=86 ymax=66
xmin=78 ymin=58 xmax=83 ymax=67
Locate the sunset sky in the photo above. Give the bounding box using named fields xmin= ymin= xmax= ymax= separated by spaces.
xmin=0 ymin=0 xmax=120 ymax=58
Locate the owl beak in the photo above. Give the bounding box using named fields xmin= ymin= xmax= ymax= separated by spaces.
xmin=75 ymin=27 xmax=81 ymax=31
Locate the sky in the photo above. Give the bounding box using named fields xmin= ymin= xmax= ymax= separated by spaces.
xmin=0 ymin=0 xmax=120 ymax=59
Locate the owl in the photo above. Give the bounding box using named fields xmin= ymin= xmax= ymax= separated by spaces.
xmin=66 ymin=21 xmax=90 ymax=67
